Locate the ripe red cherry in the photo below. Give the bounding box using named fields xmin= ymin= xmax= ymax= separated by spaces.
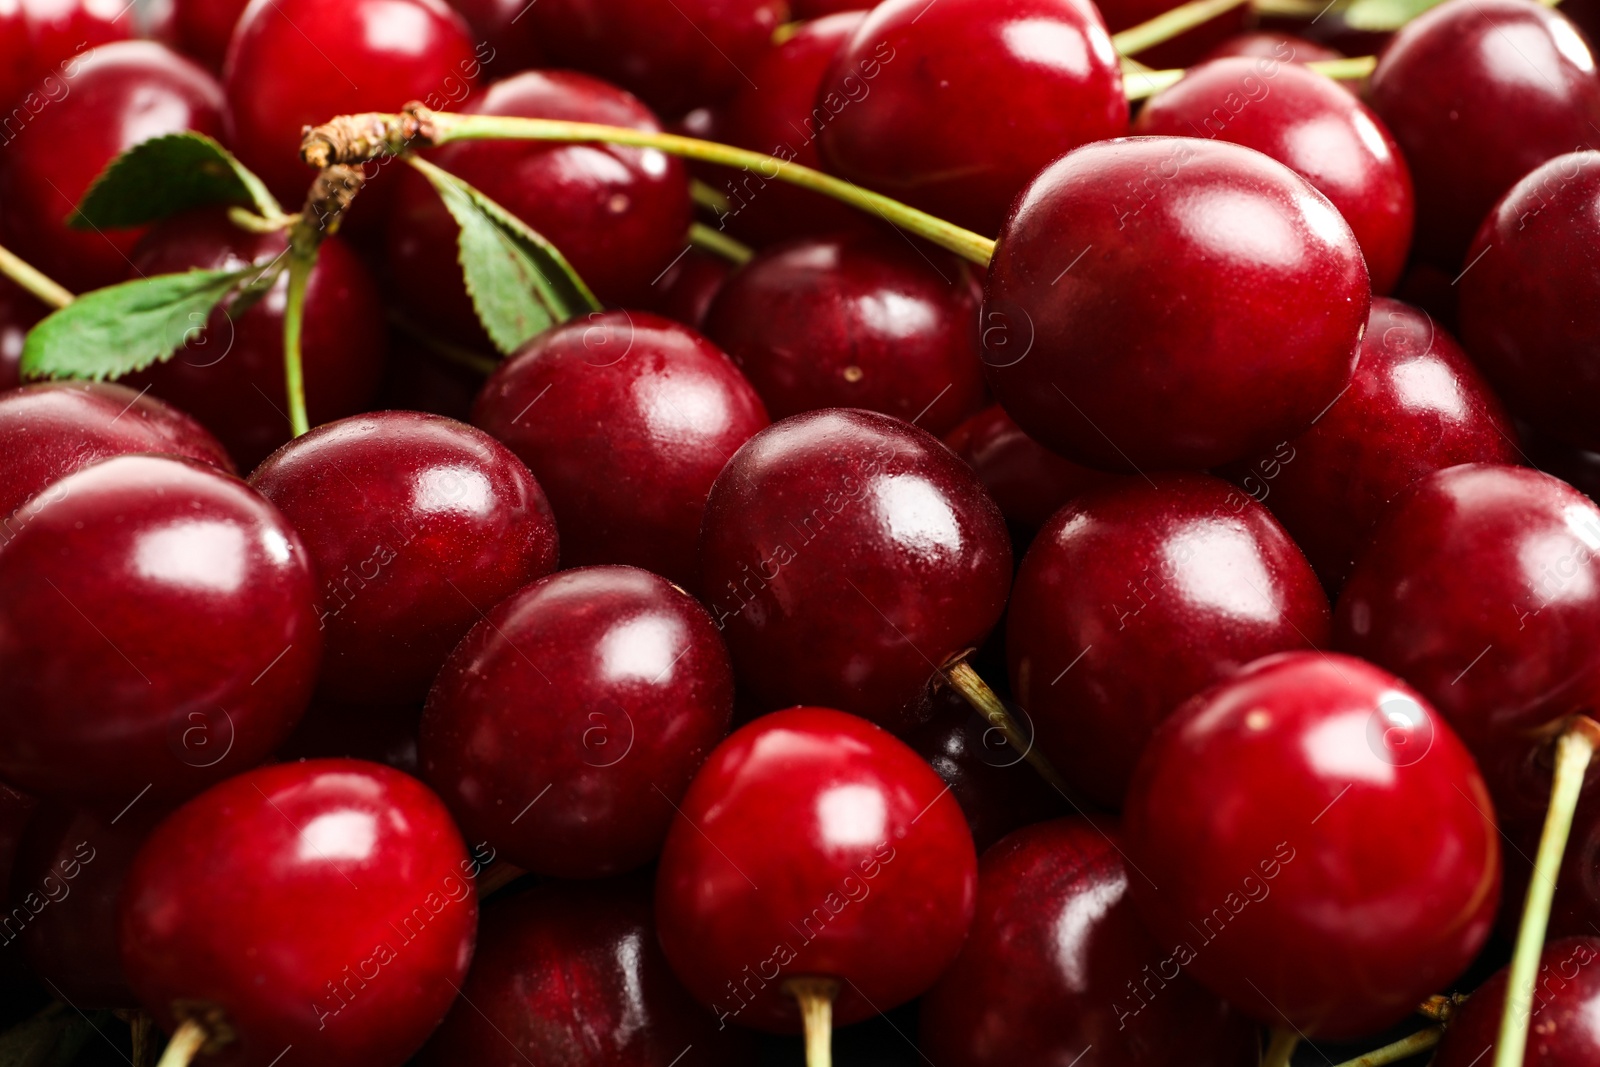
xmin=984 ymin=137 xmax=1369 ymax=471
xmin=1204 ymin=31 xmax=1344 ymax=64
xmin=249 ymin=411 xmax=560 ymax=709
xmin=0 ymin=381 xmax=233 ymax=522
xmin=1009 ymin=473 xmax=1330 ymax=809
xmin=421 ymin=875 xmax=759 ymax=1066
xmin=1124 ymin=652 xmax=1500 ymax=1038
xmin=0 ymin=0 xmax=145 ymax=111
xmin=1459 ymin=152 xmax=1600 ymax=452
xmin=0 ymin=781 xmax=36 ymax=993
xmin=1100 ymin=0 xmax=1247 ymax=68
xmin=919 ymin=819 xmax=1257 ymax=1067
xmin=1431 ymin=936 xmax=1600 ymax=1066
xmin=655 ymin=707 xmax=976 ymax=1030
xmin=472 ymin=311 xmax=765 ymax=584
xmin=1229 ymin=298 xmax=1519 ymax=592
xmin=0 ymin=455 xmax=321 ymax=806
xmin=121 ymin=209 xmax=388 ymax=470
xmin=0 ymin=41 xmax=225 ymax=292
xmin=703 ymin=232 xmax=986 ymax=435
xmin=1498 ymin=797 xmax=1600 ymax=939
xmin=943 ymin=404 xmax=1119 ymax=535
xmin=446 ymin=0 xmax=542 ymax=71
xmin=642 ymin=247 xmax=732 ymax=330
xmin=0 ymin=277 xmax=44 ymax=391
xmin=120 ymin=759 xmax=479 ymax=1066
xmin=698 ymin=408 xmax=1012 ymax=731
xmin=173 ymin=0 xmax=249 ymax=69
xmin=816 ymin=0 xmax=1128 ymax=236
xmin=1366 ymin=0 xmax=1600 ymax=269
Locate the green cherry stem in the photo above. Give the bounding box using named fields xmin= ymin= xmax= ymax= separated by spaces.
xmin=154 ymin=1019 xmax=206 ymax=1067
xmin=688 ymin=222 xmax=754 ymax=265
xmin=281 ymin=249 xmax=314 ymax=438
xmin=0 ymin=243 xmax=73 ymax=310
xmin=1329 ymin=1027 xmax=1443 ymax=1067
xmin=1110 ymin=0 xmax=1250 ymax=57
xmin=1123 ymin=55 xmax=1377 ymax=100
xmin=942 ymin=658 xmax=1075 ymax=795
xmin=690 ymin=177 xmax=734 ymax=215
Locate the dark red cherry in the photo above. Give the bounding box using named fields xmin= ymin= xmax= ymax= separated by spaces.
xmin=641 ymin=247 xmax=733 ymax=331
xmin=1100 ymin=0 xmax=1248 ymax=68
xmin=983 ymin=136 xmax=1369 ymax=471
xmin=373 ymin=333 xmax=481 ymax=423
xmin=0 ymin=781 xmax=39 ymax=994
xmin=0 ymin=455 xmax=321 ymax=806
xmin=1134 ymin=57 xmax=1414 ymax=293
xmin=121 ymin=208 xmax=388 ymax=471
xmin=0 ymin=0 xmax=145 ymax=111
xmin=421 ymin=874 xmax=759 ymax=1066
xmin=1431 ymin=936 xmax=1600 ymax=1067
xmin=0 ymin=380 xmax=233 ymax=522
xmin=655 ymin=707 xmax=976 ymax=1030
xmin=698 ymin=408 xmax=1012 ymax=731
xmin=1528 ymin=428 xmax=1600 ymax=508
xmin=0 ymin=276 xmax=45 ymax=392
xmin=1125 ymin=652 xmax=1500 ymax=1039
xmin=447 ymin=0 xmax=543 ymax=72
xmin=1366 ymin=0 xmax=1600 ymax=269
xmin=920 ymin=819 xmax=1257 ymax=1067
xmin=277 ymin=698 xmax=421 ymax=776
xmin=1459 ymin=151 xmax=1600 ymax=452
xmin=791 ymin=0 xmax=862 ymax=15
xmin=815 ymin=0 xmax=1128 ymax=236
xmin=703 ymin=232 xmax=986 ymax=435
xmin=248 ymin=411 xmax=560 ymax=709
xmin=1204 ymin=30 xmax=1344 ymax=64
xmin=1393 ymin=260 xmax=1460 ymax=332
xmin=387 ymin=70 xmax=692 ymax=339
xmin=120 ymin=759 xmax=479 ymax=1066
xmin=173 ymin=0 xmax=248 ymax=70
xmin=0 ymin=41 xmax=225 ymax=292
xmin=472 ymin=311 xmax=766 ymax=586
xmin=1229 ymin=297 xmax=1519 ymax=593
xmin=943 ymin=404 xmax=1119 ymax=535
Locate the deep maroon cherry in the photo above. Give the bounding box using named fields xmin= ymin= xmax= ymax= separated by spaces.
xmin=0 ymin=41 xmax=225 ymax=292
xmin=1229 ymin=297 xmax=1519 ymax=592
xmin=0 ymin=455 xmax=322 ymax=806
xmin=172 ymin=0 xmax=248 ymax=70
xmin=703 ymin=232 xmax=986 ymax=435
xmin=472 ymin=311 xmax=766 ymax=585
xmin=1432 ymin=936 xmax=1600 ymax=1066
xmin=0 ymin=276 xmax=44 ymax=392
xmin=816 ymin=0 xmax=1128 ymax=236
xmin=120 ymin=759 xmax=479 ymax=1066
xmin=698 ymin=408 xmax=1012 ymax=731
xmin=0 ymin=781 xmax=38 ymax=994
xmin=791 ymin=0 xmax=863 ymax=15
xmin=1010 ymin=473 xmax=1330 ymax=809
xmin=0 ymin=0 xmax=146 ymax=112
xmin=943 ymin=403 xmax=1119 ymax=534
xmin=641 ymin=247 xmax=732 ymax=330
xmin=249 ymin=411 xmax=560 ymax=709
xmin=0 ymin=381 xmax=233 ymax=522
xmin=1203 ymin=30 xmax=1344 ymax=64
xmin=1100 ymin=0 xmax=1248 ymax=68
xmin=446 ymin=0 xmax=542 ymax=71
xmin=278 ymin=698 xmax=421 ymax=776
xmin=919 ymin=819 xmax=1257 ymax=1067
xmin=1366 ymin=0 xmax=1600 ymax=269
xmin=983 ymin=136 xmax=1369 ymax=471
xmin=1125 ymin=652 xmax=1500 ymax=1038
xmin=655 ymin=707 xmax=976 ymax=1030
xmin=1459 ymin=152 xmax=1600 ymax=452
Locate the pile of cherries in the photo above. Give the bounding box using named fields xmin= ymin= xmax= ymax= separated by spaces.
xmin=1 ymin=0 xmax=1599 ymax=1063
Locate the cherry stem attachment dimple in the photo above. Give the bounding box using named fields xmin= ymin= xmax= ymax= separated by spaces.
xmin=155 ymin=1019 xmax=206 ymax=1067
xmin=687 ymin=222 xmax=754 ymax=266
xmin=1493 ymin=715 xmax=1600 ymax=1067
xmin=784 ymin=976 xmax=838 ymax=1067
xmin=0 ymin=243 xmax=73 ymax=310
xmin=1263 ymin=1027 xmax=1298 ymax=1067
xmin=1110 ymin=0 xmax=1251 ymax=57
xmin=1328 ymin=1027 xmax=1443 ymax=1067
xmin=942 ymin=659 xmax=1075 ymax=796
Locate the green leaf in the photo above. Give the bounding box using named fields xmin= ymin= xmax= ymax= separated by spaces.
xmin=1342 ymin=0 xmax=1445 ymax=30
xmin=408 ymin=156 xmax=601 ymax=355
xmin=69 ymin=132 xmax=284 ymax=231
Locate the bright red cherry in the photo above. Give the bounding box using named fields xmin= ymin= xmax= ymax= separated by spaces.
xmin=0 ymin=41 xmax=225 ymax=292
xmin=249 ymin=411 xmax=560 ymax=709
xmin=1125 ymin=652 xmax=1500 ymax=1038
xmin=920 ymin=819 xmax=1257 ymax=1067
xmin=816 ymin=0 xmax=1128 ymax=236
xmin=0 ymin=276 xmax=44 ymax=391
xmin=642 ymin=247 xmax=732 ymax=330
xmin=1229 ymin=298 xmax=1519 ymax=592
xmin=943 ymin=403 xmax=1119 ymax=535
xmin=119 ymin=759 xmax=479 ymax=1066
xmin=0 ymin=0 xmax=147 ymax=111
xmin=0 ymin=455 xmax=322 ymax=807
xmin=1431 ymin=936 xmax=1600 ymax=1067
xmin=1100 ymin=0 xmax=1247 ymax=68
xmin=703 ymin=232 xmax=986 ymax=435
xmin=655 ymin=707 xmax=977 ymax=1030
xmin=983 ymin=136 xmax=1369 ymax=471
xmin=473 ymin=311 xmax=765 ymax=585
xmin=1366 ymin=0 xmax=1600 ymax=269
xmin=1204 ymin=30 xmax=1344 ymax=64
xmin=173 ymin=0 xmax=249 ymax=69
xmin=1010 ymin=474 xmax=1330 ymax=810
xmin=698 ymin=408 xmax=1012 ymax=731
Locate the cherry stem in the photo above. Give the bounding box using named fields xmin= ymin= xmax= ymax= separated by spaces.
xmin=1110 ymin=0 xmax=1251 ymax=57
xmin=1264 ymin=1027 xmax=1298 ymax=1067
xmin=154 ymin=1019 xmax=206 ymax=1067
xmin=942 ymin=659 xmax=1076 ymax=795
xmin=687 ymin=222 xmax=754 ymax=266
xmin=784 ymin=976 xmax=838 ymax=1067
xmin=1494 ymin=715 xmax=1600 ymax=1067
xmin=475 ymin=860 xmax=528 ymax=897
xmin=0 ymin=243 xmax=73 ymax=311
xmin=281 ymin=251 xmax=313 ymax=438
xmin=129 ymin=1011 xmax=155 ymax=1067
xmin=1123 ymin=55 xmax=1377 ymax=100
xmin=1329 ymin=1027 xmax=1443 ymax=1067
xmin=690 ymin=178 xmax=733 ymax=216
xmin=1417 ymin=992 xmax=1465 ymax=1024
xmin=227 ymin=206 xmax=297 ymax=235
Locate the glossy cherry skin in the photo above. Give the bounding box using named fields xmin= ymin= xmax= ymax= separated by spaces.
xmin=1100 ymin=0 xmax=1248 ymax=69
xmin=943 ymin=404 xmax=1119 ymax=535
xmin=1134 ymin=57 xmax=1414 ymax=294
xmin=1125 ymin=652 xmax=1500 ymax=1038
xmin=225 ymin=0 xmax=479 ymax=205
xmin=1366 ymin=0 xmax=1600 ymax=269
xmin=173 ymin=0 xmax=249 ymax=69
xmin=815 ymin=0 xmax=1127 ymax=237
xmin=1010 ymin=473 xmax=1330 ymax=809
xmin=642 ymin=247 xmax=732 ymax=331
xmin=0 ymin=0 xmax=145 ymax=111
xmin=703 ymin=233 xmax=986 ymax=436
xmin=421 ymin=875 xmax=758 ymax=1066
xmin=473 ymin=312 xmax=765 ymax=584
xmin=0 ymin=277 xmax=44 ymax=391
xmin=1204 ymin=31 xmax=1344 ymax=64
xmin=121 ymin=209 xmax=388 ymax=470
xmin=120 ymin=759 xmax=478 ymax=1067
xmin=249 ymin=411 xmax=560 ymax=709
xmin=655 ymin=707 xmax=976 ymax=1031
xmin=0 ymin=455 xmax=321 ymax=807
xmin=1229 ymin=298 xmax=1519 ymax=592
xmin=1459 ymin=152 xmax=1600 ymax=452
xmin=698 ymin=408 xmax=1012 ymax=731
xmin=985 ymin=137 xmax=1369 ymax=471
xmin=1432 ymin=937 xmax=1600 ymax=1067
xmin=0 ymin=380 xmax=233 ymax=522
xmin=387 ymin=71 xmax=692 ymax=336
xmin=920 ymin=819 xmax=1257 ymax=1067
xmin=0 ymin=41 xmax=225 ymax=292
